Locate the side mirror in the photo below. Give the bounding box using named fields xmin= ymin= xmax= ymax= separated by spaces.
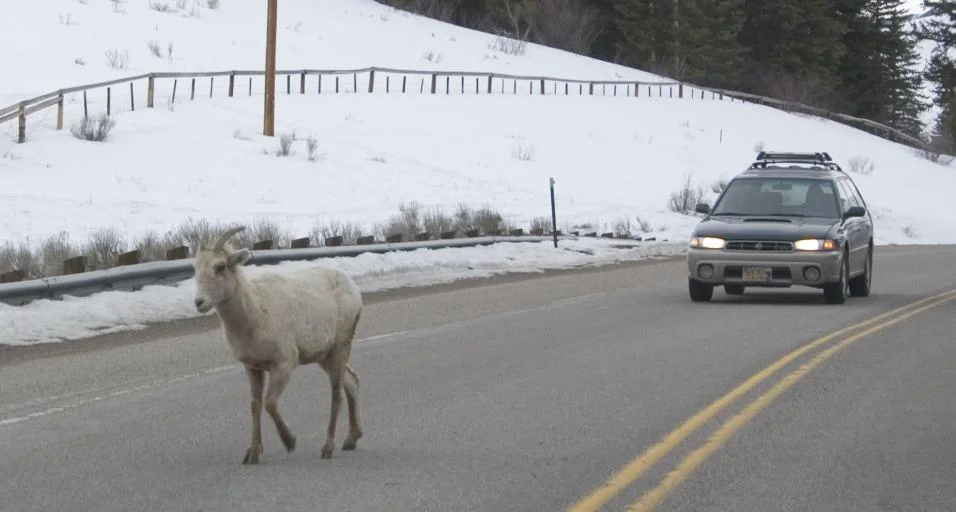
xmin=844 ymin=206 xmax=866 ymax=219
xmin=695 ymin=203 xmax=711 ymax=214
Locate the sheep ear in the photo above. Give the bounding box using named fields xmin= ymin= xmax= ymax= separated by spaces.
xmin=227 ymin=248 xmax=250 ymax=267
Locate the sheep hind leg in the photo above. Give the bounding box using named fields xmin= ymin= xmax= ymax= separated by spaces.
xmin=341 ymin=310 xmax=363 ymax=451
xmin=243 ymin=366 xmax=266 ymax=465
xmin=341 ymin=363 xmax=362 ymax=451
xmin=263 ymin=363 xmax=298 ymax=454
xmin=317 ymin=356 xmax=347 ymax=459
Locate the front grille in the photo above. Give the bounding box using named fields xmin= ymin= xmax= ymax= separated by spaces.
xmin=725 ymin=240 xmax=794 ymax=252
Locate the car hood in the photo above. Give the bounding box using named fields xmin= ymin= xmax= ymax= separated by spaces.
xmin=693 ymin=216 xmax=838 ymax=241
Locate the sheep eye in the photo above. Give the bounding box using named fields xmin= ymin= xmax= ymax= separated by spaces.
xmin=214 ymin=263 xmax=226 ymax=274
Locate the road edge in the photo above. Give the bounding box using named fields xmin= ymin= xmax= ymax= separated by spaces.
xmin=0 ymin=256 xmax=681 ymax=366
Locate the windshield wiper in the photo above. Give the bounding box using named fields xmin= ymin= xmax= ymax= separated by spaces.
xmin=710 ymin=212 xmax=746 ymax=216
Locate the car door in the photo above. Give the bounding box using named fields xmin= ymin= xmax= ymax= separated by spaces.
xmin=844 ymin=177 xmax=873 ymax=242
xmin=835 ymin=178 xmax=866 ymax=273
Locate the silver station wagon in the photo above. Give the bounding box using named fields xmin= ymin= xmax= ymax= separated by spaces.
xmin=687 ymin=151 xmax=874 ymax=304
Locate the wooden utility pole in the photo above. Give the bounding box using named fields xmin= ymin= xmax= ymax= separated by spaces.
xmin=263 ymin=0 xmax=277 ymax=137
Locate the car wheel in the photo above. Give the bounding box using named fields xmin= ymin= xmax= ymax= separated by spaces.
xmin=848 ymin=246 xmax=872 ymax=297
xmin=689 ymin=278 xmax=714 ymax=302
xmin=724 ymin=284 xmax=745 ymax=295
xmin=823 ymin=251 xmax=849 ymax=304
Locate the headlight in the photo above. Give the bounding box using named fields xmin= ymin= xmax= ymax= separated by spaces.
xmin=793 ymin=239 xmax=837 ymax=251
xmin=690 ymin=236 xmax=725 ymax=249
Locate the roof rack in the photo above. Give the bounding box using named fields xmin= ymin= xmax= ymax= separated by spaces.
xmin=748 ymin=151 xmax=844 ymax=172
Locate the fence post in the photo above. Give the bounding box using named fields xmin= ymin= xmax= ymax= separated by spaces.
xmin=63 ymin=256 xmax=87 ymax=275
xmin=17 ymin=103 xmax=25 ymax=144
xmin=430 ymin=74 xmax=437 ymax=94
xmin=540 ymin=79 xmax=545 ymax=95
xmin=147 ymin=74 xmax=155 ymax=108
xmin=368 ymin=68 xmax=375 ymax=93
xmin=487 ymin=74 xmax=493 ymax=94
xmin=678 ymin=82 xmax=684 ymax=98
xmin=56 ymin=92 xmax=64 ymax=130
xmin=130 ymin=82 xmax=135 ymax=111
xmin=228 ymin=73 xmax=235 ymax=97
xmin=107 ymin=87 xmax=112 ymax=116
xmin=589 ymin=82 xmax=594 ymax=95
xmin=300 ymin=71 xmax=306 ymax=94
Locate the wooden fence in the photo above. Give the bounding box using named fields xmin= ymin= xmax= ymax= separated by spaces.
xmin=0 ymin=66 xmax=927 ymax=150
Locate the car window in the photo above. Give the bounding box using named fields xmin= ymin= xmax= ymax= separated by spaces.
xmin=843 ymin=178 xmax=867 ymax=208
xmin=712 ymin=177 xmax=841 ymax=218
xmin=835 ymin=179 xmax=859 ymax=211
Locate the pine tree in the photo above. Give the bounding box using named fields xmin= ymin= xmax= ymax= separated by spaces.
xmin=739 ymin=0 xmax=847 ymax=105
xmin=675 ymin=0 xmax=746 ymax=88
xmin=882 ymin=0 xmax=929 ymax=136
xmin=918 ymin=0 xmax=956 ymax=145
xmin=840 ymin=0 xmax=928 ymax=136
xmin=612 ymin=0 xmax=680 ymax=76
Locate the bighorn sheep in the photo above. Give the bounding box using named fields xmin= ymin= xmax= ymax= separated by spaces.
xmin=192 ymin=226 xmax=364 ymax=464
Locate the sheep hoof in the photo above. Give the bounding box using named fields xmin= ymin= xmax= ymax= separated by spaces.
xmin=242 ymin=448 xmax=261 ymax=465
xmin=282 ymin=433 xmax=297 ymax=453
xmin=320 ymin=442 xmax=334 ymax=459
xmin=342 ymin=433 xmax=361 ymax=451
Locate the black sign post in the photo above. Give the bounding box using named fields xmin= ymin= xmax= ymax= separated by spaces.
xmin=549 ymin=177 xmax=558 ymax=248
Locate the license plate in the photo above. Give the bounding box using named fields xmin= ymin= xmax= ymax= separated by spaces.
xmin=742 ymin=267 xmax=772 ymax=282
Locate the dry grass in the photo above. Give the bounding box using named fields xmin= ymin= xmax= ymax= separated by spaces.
xmin=71 ymin=114 xmax=116 ymax=142
xmin=0 ymin=203 xmax=560 ymax=280
xmin=667 ymin=173 xmax=705 ymax=215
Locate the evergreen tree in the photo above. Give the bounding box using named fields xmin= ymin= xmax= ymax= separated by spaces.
xmin=918 ymin=0 xmax=956 ymax=144
xmin=588 ymin=0 xmax=625 ymax=62
xmin=612 ymin=0 xmax=679 ymax=76
xmin=881 ymin=0 xmax=929 ymax=136
xmin=739 ymin=0 xmax=847 ymax=105
xmin=676 ymin=0 xmax=746 ymax=88
xmin=840 ymin=0 xmax=928 ymax=136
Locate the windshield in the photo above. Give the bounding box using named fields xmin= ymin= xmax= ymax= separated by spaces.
xmin=711 ymin=177 xmax=841 ymax=218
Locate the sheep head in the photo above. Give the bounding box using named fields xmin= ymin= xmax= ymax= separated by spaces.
xmin=192 ymin=225 xmax=251 ymax=314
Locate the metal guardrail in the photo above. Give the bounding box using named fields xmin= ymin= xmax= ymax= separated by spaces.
xmin=0 ymin=235 xmax=557 ymax=306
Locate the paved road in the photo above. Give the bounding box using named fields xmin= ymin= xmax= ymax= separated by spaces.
xmin=1 ymin=244 xmax=955 ymax=512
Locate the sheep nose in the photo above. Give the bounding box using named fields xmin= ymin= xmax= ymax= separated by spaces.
xmin=194 ymin=298 xmax=204 ymax=308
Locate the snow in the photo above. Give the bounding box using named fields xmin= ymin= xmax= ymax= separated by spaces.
xmin=0 ymin=0 xmax=661 ymax=107
xmin=0 ymin=0 xmax=953 ymax=345
xmin=0 ymin=237 xmax=686 ymax=346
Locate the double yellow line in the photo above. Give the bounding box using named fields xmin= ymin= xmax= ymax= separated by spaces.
xmin=569 ymin=288 xmax=956 ymax=512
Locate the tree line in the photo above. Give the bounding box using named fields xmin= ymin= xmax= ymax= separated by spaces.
xmin=382 ymin=0 xmax=956 ymax=151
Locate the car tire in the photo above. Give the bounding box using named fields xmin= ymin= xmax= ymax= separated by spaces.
xmin=724 ymin=284 xmax=745 ymax=295
xmin=848 ymin=245 xmax=872 ymax=297
xmin=823 ymin=251 xmax=850 ymax=305
xmin=689 ymin=278 xmax=714 ymax=302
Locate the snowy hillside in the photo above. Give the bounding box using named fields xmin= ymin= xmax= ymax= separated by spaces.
xmin=1 ymin=0 xmax=953 ymax=249
xmin=0 ymin=0 xmax=953 ymax=345
xmin=2 ymin=0 xmax=658 ymax=107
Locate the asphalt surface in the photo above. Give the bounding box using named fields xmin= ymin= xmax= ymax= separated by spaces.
xmin=1 ymin=244 xmax=955 ymax=512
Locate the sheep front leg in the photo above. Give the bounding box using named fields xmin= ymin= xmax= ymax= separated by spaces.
xmin=264 ymin=363 xmax=298 ymax=454
xmin=243 ymin=366 xmax=265 ymax=465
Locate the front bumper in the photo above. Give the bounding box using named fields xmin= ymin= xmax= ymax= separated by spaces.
xmin=687 ymin=247 xmax=843 ymax=288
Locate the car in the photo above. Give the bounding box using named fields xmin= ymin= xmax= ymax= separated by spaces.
xmin=686 ymin=151 xmax=874 ymax=304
